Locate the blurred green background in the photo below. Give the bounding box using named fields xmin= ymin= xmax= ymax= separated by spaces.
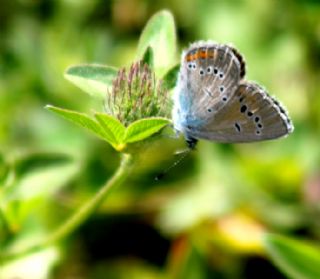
xmin=1 ymin=0 xmax=320 ymax=278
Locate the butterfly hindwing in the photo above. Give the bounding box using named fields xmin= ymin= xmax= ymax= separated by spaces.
xmin=186 ymin=82 xmax=293 ymax=142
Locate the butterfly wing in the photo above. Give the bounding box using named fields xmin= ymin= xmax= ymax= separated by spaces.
xmin=173 ymin=41 xmax=293 ymax=143
xmin=187 ymin=82 xmax=294 ymax=142
xmin=173 ymin=42 xmax=244 ymax=134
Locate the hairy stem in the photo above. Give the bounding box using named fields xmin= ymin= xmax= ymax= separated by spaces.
xmin=0 ymin=153 xmax=134 ymax=264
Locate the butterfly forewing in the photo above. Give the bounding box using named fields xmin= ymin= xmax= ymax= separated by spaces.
xmin=182 ymin=43 xmax=243 ymax=118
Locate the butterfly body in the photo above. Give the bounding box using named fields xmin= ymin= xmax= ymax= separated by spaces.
xmin=172 ymin=41 xmax=293 ymax=147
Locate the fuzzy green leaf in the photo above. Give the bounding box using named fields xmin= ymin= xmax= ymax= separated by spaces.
xmin=64 ymin=64 xmax=118 ymax=100
xmin=263 ymin=233 xmax=320 ymax=279
xmin=136 ymin=10 xmax=177 ymax=74
xmin=124 ymin=118 xmax=170 ymax=143
xmin=94 ymin=113 xmax=126 ymax=147
xmin=46 ymin=105 xmax=116 ymax=147
xmin=162 ymin=64 xmax=180 ymax=90
xmin=142 ymin=46 xmax=154 ymax=68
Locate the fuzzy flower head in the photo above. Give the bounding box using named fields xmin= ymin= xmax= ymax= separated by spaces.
xmin=105 ymin=61 xmax=170 ymax=126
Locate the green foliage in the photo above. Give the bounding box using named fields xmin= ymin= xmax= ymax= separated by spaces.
xmin=94 ymin=113 xmax=126 ymax=148
xmin=53 ymin=11 xmax=176 ymax=149
xmin=162 ymin=64 xmax=180 ymax=91
xmin=46 ymin=105 xmax=108 ymax=142
xmin=136 ymin=10 xmax=177 ymax=75
xmin=142 ymin=46 xmax=154 ymax=68
xmin=263 ymin=234 xmax=320 ymax=279
xmin=2 ymin=10 xmax=176 ymax=265
xmin=124 ymin=118 xmax=170 ymax=143
xmin=64 ymin=64 xmax=118 ymax=100
xmin=1 ymin=1 xmax=320 ymax=278
xmin=0 ymin=152 xmax=77 ymax=249
xmin=46 ymin=106 xmax=170 ymax=152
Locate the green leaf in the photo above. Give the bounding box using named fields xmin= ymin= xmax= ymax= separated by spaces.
xmin=46 ymin=105 xmax=111 ymax=144
xmin=8 ymin=160 xmax=78 ymax=201
xmin=162 ymin=64 xmax=180 ymax=90
xmin=13 ymin=153 xmax=72 ymax=178
xmin=1 ymin=153 xmax=79 ymax=232
xmin=64 ymin=64 xmax=118 ymax=100
xmin=142 ymin=46 xmax=154 ymax=68
xmin=124 ymin=118 xmax=170 ymax=143
xmin=94 ymin=113 xmax=126 ymax=147
xmin=136 ymin=10 xmax=177 ymax=74
xmin=263 ymin=233 xmax=320 ymax=279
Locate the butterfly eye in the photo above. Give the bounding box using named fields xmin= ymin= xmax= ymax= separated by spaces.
xmin=206 ymin=66 xmax=213 ymax=74
xmin=188 ymin=63 xmax=192 ymax=69
xmin=219 ymin=86 xmax=224 ymax=93
xmin=219 ymin=72 xmax=224 ymax=79
xmin=222 ymin=97 xmax=227 ymax=102
xmin=213 ymin=68 xmax=218 ymax=75
xmin=199 ymin=69 xmax=205 ymax=76
xmin=192 ymin=63 xmax=196 ymax=69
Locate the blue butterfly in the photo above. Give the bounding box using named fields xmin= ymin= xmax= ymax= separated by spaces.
xmin=172 ymin=41 xmax=294 ymax=149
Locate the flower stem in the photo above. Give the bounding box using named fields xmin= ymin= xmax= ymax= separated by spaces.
xmin=0 ymin=153 xmax=134 ymax=264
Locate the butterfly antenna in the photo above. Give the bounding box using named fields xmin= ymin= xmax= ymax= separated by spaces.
xmin=155 ymin=148 xmax=192 ymax=181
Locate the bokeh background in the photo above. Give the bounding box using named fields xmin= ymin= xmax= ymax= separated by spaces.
xmin=1 ymin=0 xmax=320 ymax=278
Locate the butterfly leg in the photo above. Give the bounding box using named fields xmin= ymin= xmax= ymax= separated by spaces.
xmin=185 ymin=136 xmax=198 ymax=150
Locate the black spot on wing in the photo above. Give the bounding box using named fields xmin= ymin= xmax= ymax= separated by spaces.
xmin=235 ymin=122 xmax=241 ymax=132
xmin=240 ymin=105 xmax=247 ymax=113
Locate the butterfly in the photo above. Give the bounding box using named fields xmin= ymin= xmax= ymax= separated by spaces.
xmin=172 ymin=41 xmax=294 ymax=149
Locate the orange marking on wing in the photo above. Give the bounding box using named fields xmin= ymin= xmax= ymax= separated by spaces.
xmin=200 ymin=49 xmax=207 ymax=59
xmin=208 ymin=49 xmax=216 ymax=59
xmin=186 ymin=54 xmax=192 ymax=62
xmin=195 ymin=48 xmax=201 ymax=59
xmin=193 ymin=52 xmax=198 ymax=60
